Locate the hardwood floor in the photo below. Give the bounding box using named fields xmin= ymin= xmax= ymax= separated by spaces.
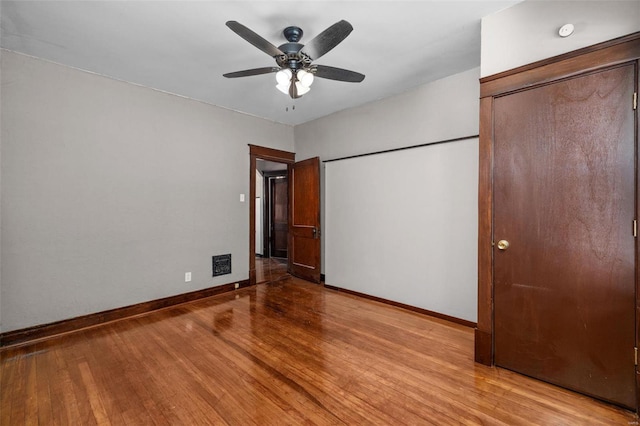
xmin=1 ymin=278 xmax=635 ymax=425
xmin=255 ymin=256 xmax=288 ymax=284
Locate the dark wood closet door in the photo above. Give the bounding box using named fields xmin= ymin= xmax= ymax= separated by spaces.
xmin=493 ymin=64 xmax=636 ymax=408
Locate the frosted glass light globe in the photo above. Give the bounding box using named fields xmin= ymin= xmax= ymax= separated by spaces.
xmin=276 ymin=69 xmax=292 ymax=85
xmin=297 ymin=69 xmax=314 ymax=87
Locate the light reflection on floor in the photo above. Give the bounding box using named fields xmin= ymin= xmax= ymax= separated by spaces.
xmin=255 ymin=256 xmax=288 ymax=283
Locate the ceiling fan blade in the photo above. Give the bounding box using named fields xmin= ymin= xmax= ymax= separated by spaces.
xmin=302 ymin=20 xmax=353 ymax=61
xmin=226 ymin=21 xmax=285 ymax=58
xmin=223 ymin=67 xmax=280 ymax=78
xmin=313 ymin=65 xmax=365 ymax=82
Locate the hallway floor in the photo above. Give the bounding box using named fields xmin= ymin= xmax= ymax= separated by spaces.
xmin=255 ymin=256 xmax=288 ymax=284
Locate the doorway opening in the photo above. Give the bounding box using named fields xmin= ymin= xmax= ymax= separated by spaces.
xmin=249 ymin=144 xmax=322 ymax=286
xmin=248 ymin=145 xmax=295 ymax=286
xmin=256 ymin=159 xmax=289 ymax=283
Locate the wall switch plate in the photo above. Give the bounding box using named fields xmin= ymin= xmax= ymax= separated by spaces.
xmin=185 ymin=272 xmax=192 ymax=282
xmin=240 ymin=193 xmax=245 ymax=202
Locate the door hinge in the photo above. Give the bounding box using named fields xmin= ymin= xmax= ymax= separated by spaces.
xmin=634 ymin=92 xmax=638 ymax=110
xmin=635 ymin=347 xmax=637 ymax=366
xmin=634 ymin=220 xmax=638 ymax=238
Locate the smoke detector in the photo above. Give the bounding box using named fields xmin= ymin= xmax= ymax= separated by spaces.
xmin=558 ymin=24 xmax=575 ymax=38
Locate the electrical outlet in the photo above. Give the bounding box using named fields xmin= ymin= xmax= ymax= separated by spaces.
xmin=234 ymin=283 xmax=239 ymax=289
xmin=185 ymin=272 xmax=192 ymax=282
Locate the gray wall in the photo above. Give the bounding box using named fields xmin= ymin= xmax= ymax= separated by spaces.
xmin=295 ymin=68 xmax=480 ymax=321
xmin=481 ymin=0 xmax=640 ymax=77
xmin=0 ymin=50 xmax=294 ymax=332
xmin=295 ymin=68 xmax=480 ymax=162
xmin=325 ymin=139 xmax=478 ymax=322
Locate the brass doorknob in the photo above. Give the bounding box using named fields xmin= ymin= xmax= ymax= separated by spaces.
xmin=497 ymin=240 xmax=510 ymax=250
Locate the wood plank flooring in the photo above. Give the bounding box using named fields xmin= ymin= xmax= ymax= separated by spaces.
xmin=255 ymin=256 xmax=288 ymax=284
xmin=1 ymin=278 xmax=636 ymax=425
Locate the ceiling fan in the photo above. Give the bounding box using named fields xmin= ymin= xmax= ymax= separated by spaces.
xmin=223 ymin=20 xmax=365 ymax=99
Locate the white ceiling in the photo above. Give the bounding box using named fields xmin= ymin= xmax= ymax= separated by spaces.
xmin=0 ymin=1 xmax=520 ymax=126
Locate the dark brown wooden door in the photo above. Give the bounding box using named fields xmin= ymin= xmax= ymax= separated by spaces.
xmin=270 ymin=177 xmax=288 ymax=258
xmin=493 ymin=64 xmax=636 ymax=409
xmin=289 ymin=157 xmax=321 ymax=283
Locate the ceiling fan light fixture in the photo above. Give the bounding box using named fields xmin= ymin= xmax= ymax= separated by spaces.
xmin=275 ymin=68 xmax=292 ymax=85
xmin=276 ymin=68 xmax=312 ymax=97
xmin=276 ymin=82 xmax=290 ymax=95
xmin=297 ymin=69 xmax=314 ymax=88
xmin=295 ymin=81 xmax=311 ymax=96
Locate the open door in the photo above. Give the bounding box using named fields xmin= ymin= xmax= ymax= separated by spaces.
xmin=289 ymin=157 xmax=321 ymax=283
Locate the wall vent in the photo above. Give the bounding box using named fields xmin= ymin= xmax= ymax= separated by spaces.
xmin=212 ymin=254 xmax=232 ymax=277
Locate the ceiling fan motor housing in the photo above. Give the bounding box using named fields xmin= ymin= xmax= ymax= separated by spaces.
xmin=276 ymin=26 xmax=313 ymax=71
xmin=276 ymin=42 xmax=312 ymax=70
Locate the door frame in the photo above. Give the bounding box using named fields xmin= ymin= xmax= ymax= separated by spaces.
xmin=475 ymin=32 xmax=640 ymax=408
xmin=249 ymin=145 xmax=295 ymax=285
